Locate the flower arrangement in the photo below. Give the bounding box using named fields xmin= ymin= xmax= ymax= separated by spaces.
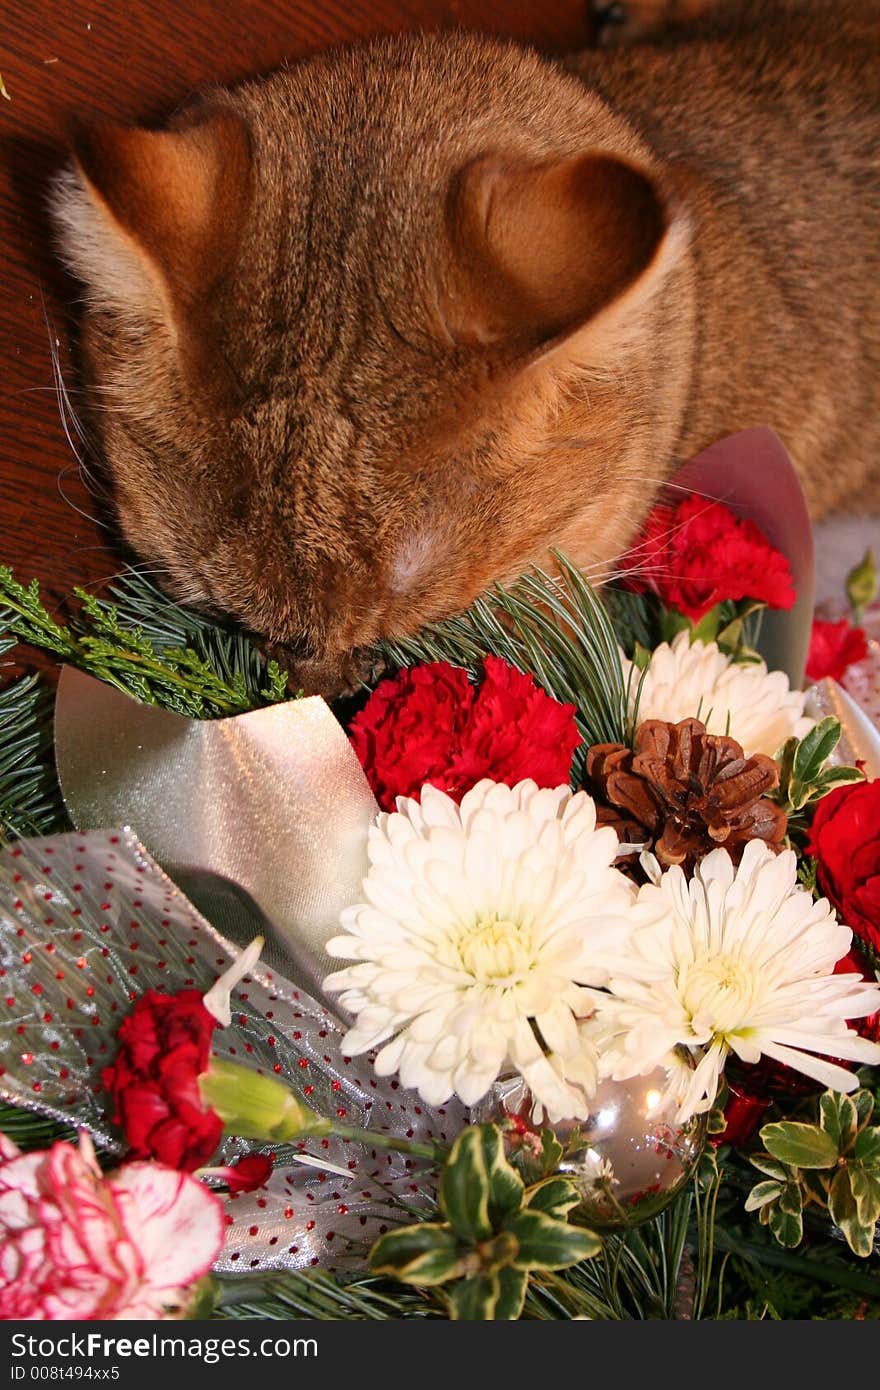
xmin=1 ymin=431 xmax=879 ymax=1321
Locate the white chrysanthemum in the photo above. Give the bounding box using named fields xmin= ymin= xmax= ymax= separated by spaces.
xmin=623 ymin=631 xmax=814 ymax=757
xmin=593 ymin=840 xmax=880 ymax=1121
xmin=324 ymin=779 xmax=636 ymax=1121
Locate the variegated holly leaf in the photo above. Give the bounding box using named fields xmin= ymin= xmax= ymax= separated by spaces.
xmin=440 ymin=1125 xmax=524 ymax=1244
xmin=760 ymin=1121 xmax=838 ymax=1170
xmin=749 ymin=1089 xmax=880 ymax=1257
xmin=745 ymin=1168 xmax=805 ymax=1249
xmin=773 ymin=719 xmax=863 ymax=813
xmin=369 ymin=1122 xmax=600 ymax=1319
xmin=368 ymin=1225 xmax=466 ymax=1286
xmin=447 ymin=1268 xmax=528 ymax=1321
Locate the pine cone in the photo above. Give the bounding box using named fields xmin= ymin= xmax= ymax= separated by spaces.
xmin=586 ymin=717 xmax=787 ymax=873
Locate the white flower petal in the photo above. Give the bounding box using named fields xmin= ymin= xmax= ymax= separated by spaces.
xmin=323 ymin=778 xmax=633 ymax=1110
xmin=623 ymin=632 xmax=815 ymax=757
xmin=603 ymin=841 xmax=880 ymax=1110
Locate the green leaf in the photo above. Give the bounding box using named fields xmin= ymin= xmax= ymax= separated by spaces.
xmin=854 ymin=1125 xmax=880 ymax=1166
xmin=447 ymin=1268 xmax=528 ymax=1321
xmin=659 ymin=608 xmax=695 ymax=644
xmin=812 ymin=766 xmax=866 ymax=798
xmin=846 ymin=548 xmax=877 ymax=624
xmin=778 ymin=1180 xmax=805 ymax=1217
xmin=715 ymin=615 xmax=743 ymax=652
xmin=761 ymin=1121 xmax=839 ymax=1169
xmin=186 ymin=1277 xmax=220 ymax=1320
xmin=854 ymin=1088 xmax=876 ymax=1132
xmin=792 ymin=718 xmax=841 ymax=783
xmin=506 ymin=1209 xmax=601 ymax=1271
xmin=537 ymin=1126 xmax=564 ymax=1175
xmin=481 ymin=1125 xmax=527 ymax=1229
xmin=802 ymin=1168 xmax=831 ymax=1206
xmin=524 ymin=1176 xmax=581 ymax=1220
xmin=369 ymin=1224 xmax=463 ymax=1285
xmin=493 ymin=1266 xmax=529 ymax=1320
xmin=774 ymin=736 xmax=798 ymax=795
xmin=850 ymin=1168 xmax=880 ymax=1227
xmin=748 ymin=1153 xmax=790 ymax=1182
xmin=829 ymin=1169 xmax=875 ymax=1258
xmin=768 ymin=1194 xmax=804 ymax=1248
xmin=439 ymin=1128 xmax=493 ymax=1244
xmin=744 ymin=1180 xmax=784 ymax=1212
xmin=439 ymin=1125 xmax=524 ymax=1244
xmin=690 ymin=605 xmax=725 ymax=644
xmin=819 ymin=1090 xmax=857 ymax=1153
xmin=631 ymin=641 xmax=653 ymax=673
xmin=707 ymin=1105 xmax=729 ymax=1135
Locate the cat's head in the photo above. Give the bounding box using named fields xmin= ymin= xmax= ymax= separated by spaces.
xmin=52 ymin=32 xmax=689 ymax=694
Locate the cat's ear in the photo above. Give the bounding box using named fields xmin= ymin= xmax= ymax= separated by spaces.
xmin=52 ymin=108 xmax=252 ymax=321
xmin=443 ymin=151 xmax=685 ymax=357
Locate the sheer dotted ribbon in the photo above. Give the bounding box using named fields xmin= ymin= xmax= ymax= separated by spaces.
xmin=0 ymin=830 xmax=463 ymax=1274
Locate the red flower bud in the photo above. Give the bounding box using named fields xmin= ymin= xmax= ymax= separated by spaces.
xmin=218 ymin=1153 xmax=274 ymax=1194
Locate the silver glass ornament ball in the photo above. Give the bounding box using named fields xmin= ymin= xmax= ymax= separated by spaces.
xmin=473 ymin=1066 xmax=707 ymax=1230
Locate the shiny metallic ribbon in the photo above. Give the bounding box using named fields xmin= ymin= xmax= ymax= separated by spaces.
xmin=54 ymin=667 xmax=379 ymax=1005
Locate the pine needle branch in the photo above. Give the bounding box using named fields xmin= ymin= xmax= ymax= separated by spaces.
xmin=0 ymin=636 xmax=66 ymax=844
xmin=0 ymin=1101 xmax=80 ymax=1150
xmin=214 ymin=1271 xmax=443 ymax=1321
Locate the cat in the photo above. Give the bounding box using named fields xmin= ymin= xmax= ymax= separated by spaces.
xmin=51 ymin=0 xmax=880 ymax=696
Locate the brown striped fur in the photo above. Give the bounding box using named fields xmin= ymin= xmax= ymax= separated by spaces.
xmin=52 ymin=0 xmax=880 ymax=693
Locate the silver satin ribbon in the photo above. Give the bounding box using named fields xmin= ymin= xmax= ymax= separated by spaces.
xmin=54 ymin=668 xmax=379 ymax=1005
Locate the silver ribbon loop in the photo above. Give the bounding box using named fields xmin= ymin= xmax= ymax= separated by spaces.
xmin=54 ymin=667 xmax=379 ymax=1003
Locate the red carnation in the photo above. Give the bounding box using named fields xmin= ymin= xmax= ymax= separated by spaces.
xmin=623 ymin=493 xmax=796 ymax=623
xmin=349 ymin=656 xmax=582 ymax=811
xmin=806 ymin=617 xmax=869 ymax=684
xmin=102 ymin=989 xmax=223 ymax=1172
xmin=807 ymin=779 xmax=880 ymax=955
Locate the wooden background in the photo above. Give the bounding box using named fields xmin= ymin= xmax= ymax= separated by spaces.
xmin=0 ymin=0 xmax=593 ymax=660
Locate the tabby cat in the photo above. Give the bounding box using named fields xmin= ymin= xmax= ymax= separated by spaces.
xmin=52 ymin=0 xmax=880 ymax=693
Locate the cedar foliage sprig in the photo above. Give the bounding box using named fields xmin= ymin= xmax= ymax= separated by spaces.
xmin=0 ymin=567 xmax=290 ymax=719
